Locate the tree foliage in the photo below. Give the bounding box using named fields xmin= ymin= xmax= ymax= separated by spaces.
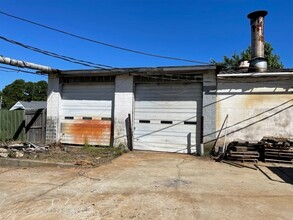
xmin=1 ymin=80 xmax=48 ymax=109
xmin=213 ymin=42 xmax=283 ymax=69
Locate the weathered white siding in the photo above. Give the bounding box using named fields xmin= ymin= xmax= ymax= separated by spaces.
xmin=134 ymin=83 xmax=202 ymax=153
xmin=216 ymin=78 xmax=293 ymax=145
xmin=60 ymin=83 xmax=114 ymax=146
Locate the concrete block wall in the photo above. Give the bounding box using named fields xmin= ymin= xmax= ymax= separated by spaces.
xmin=46 ymin=75 xmax=61 ymax=144
xmin=202 ymin=70 xmax=217 ymax=153
xmin=113 ymin=75 xmax=134 ymax=147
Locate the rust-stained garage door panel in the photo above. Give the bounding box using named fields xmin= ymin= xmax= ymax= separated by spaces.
xmin=61 ymin=120 xmax=111 ymax=146
xmin=60 ymin=83 xmax=114 ymax=146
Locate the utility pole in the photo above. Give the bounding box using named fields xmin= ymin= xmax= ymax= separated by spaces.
xmin=0 ymin=55 xmax=59 ymax=73
xmin=0 ymin=95 xmax=2 ymax=110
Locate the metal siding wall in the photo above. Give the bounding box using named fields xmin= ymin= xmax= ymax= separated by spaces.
xmin=61 ymin=100 xmax=112 ymax=118
xmin=0 ymin=110 xmax=25 ymax=141
xmin=134 ymin=83 xmax=202 ymax=153
xmin=62 ymin=84 xmax=114 ymax=100
xmin=60 ymin=83 xmax=114 ymax=146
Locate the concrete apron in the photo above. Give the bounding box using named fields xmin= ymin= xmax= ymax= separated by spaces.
xmin=0 ymin=151 xmax=292 ymax=219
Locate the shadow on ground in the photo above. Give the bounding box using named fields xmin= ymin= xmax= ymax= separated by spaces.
xmin=266 ymin=166 xmax=293 ymax=185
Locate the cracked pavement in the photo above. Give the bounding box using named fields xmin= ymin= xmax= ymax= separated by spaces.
xmin=0 ymin=151 xmax=293 ymax=219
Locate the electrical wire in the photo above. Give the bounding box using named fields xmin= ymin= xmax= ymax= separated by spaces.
xmin=0 ymin=10 xmax=209 ymax=65
xmin=0 ymin=68 xmax=14 ymax=72
xmin=0 ymin=35 xmax=112 ymax=70
xmin=0 ymin=65 xmax=46 ymax=76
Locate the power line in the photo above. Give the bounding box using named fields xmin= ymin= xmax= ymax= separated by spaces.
xmin=0 ymin=10 xmax=209 ymax=65
xmin=0 ymin=35 xmax=112 ymax=69
xmin=0 ymin=65 xmax=46 ymax=76
xmin=0 ymin=68 xmax=15 ymax=72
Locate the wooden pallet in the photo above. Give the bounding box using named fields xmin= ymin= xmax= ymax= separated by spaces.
xmin=229 ymin=151 xmax=259 ymax=157
xmin=264 ymin=148 xmax=293 ymax=162
xmin=227 ymin=151 xmax=259 ymax=163
xmin=265 ymin=158 xmax=293 ymax=164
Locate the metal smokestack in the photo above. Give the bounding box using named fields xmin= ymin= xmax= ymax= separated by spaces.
xmin=247 ymin=10 xmax=268 ymax=72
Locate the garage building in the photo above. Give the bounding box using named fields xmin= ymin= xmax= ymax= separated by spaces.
xmin=46 ymin=66 xmax=218 ymax=155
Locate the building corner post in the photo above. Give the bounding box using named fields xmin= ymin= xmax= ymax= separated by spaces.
xmin=201 ymin=69 xmax=217 ymax=156
xmin=113 ymin=74 xmax=134 ymax=148
xmin=46 ymin=74 xmax=61 ymax=144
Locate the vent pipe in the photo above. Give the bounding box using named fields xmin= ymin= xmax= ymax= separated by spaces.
xmin=247 ymin=10 xmax=268 ymax=72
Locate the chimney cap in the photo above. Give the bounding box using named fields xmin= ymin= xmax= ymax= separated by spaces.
xmin=247 ymin=10 xmax=268 ymax=19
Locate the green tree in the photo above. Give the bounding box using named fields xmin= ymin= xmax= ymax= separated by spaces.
xmin=24 ymin=81 xmax=35 ymax=101
xmin=213 ymin=42 xmax=283 ymax=69
xmin=2 ymin=79 xmax=26 ymax=109
xmin=33 ymin=80 xmax=47 ymax=101
xmin=0 ymin=90 xmax=3 ymax=109
xmin=1 ymin=80 xmax=48 ymax=109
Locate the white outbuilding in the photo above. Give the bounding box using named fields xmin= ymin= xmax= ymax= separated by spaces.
xmin=45 ymin=65 xmax=293 ymax=155
xmin=46 ymin=65 xmax=218 ymax=155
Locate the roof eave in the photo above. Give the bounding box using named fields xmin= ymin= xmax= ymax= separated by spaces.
xmin=218 ymin=72 xmax=293 ymax=78
xmin=58 ymin=65 xmax=218 ymax=77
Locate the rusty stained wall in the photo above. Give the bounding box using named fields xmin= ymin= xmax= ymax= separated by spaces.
xmin=216 ymin=78 xmax=293 ymax=145
xmin=61 ymin=119 xmax=111 ymax=146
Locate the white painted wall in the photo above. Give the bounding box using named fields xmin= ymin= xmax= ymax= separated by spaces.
xmin=216 ymin=78 xmax=293 ymax=146
xmin=113 ymin=75 xmax=134 ymax=146
xmin=202 ymin=70 xmax=217 ymax=152
xmin=46 ymin=75 xmax=61 ymax=143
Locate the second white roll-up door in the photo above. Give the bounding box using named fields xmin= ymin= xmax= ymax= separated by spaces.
xmin=134 ymin=83 xmax=202 ymax=153
xmin=60 ymin=83 xmax=114 ymax=146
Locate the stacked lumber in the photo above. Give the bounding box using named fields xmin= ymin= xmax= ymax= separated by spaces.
xmin=262 ymin=137 xmax=293 ymax=164
xmin=226 ymin=141 xmax=261 ymax=162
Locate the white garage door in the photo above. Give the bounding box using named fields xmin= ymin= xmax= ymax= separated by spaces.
xmin=60 ymin=83 xmax=114 ymax=146
xmin=134 ymin=83 xmax=202 ymax=153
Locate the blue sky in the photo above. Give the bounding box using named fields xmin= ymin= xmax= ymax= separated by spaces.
xmin=0 ymin=0 xmax=292 ymax=90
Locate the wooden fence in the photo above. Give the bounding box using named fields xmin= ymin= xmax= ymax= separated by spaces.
xmin=25 ymin=109 xmax=47 ymax=144
xmin=0 ymin=109 xmax=46 ymax=143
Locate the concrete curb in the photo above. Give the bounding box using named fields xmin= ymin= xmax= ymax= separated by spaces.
xmin=0 ymin=158 xmax=76 ymax=168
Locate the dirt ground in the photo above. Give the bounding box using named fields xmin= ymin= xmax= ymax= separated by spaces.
xmin=0 ymin=151 xmax=292 ymax=219
xmin=2 ymin=143 xmax=126 ymax=166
